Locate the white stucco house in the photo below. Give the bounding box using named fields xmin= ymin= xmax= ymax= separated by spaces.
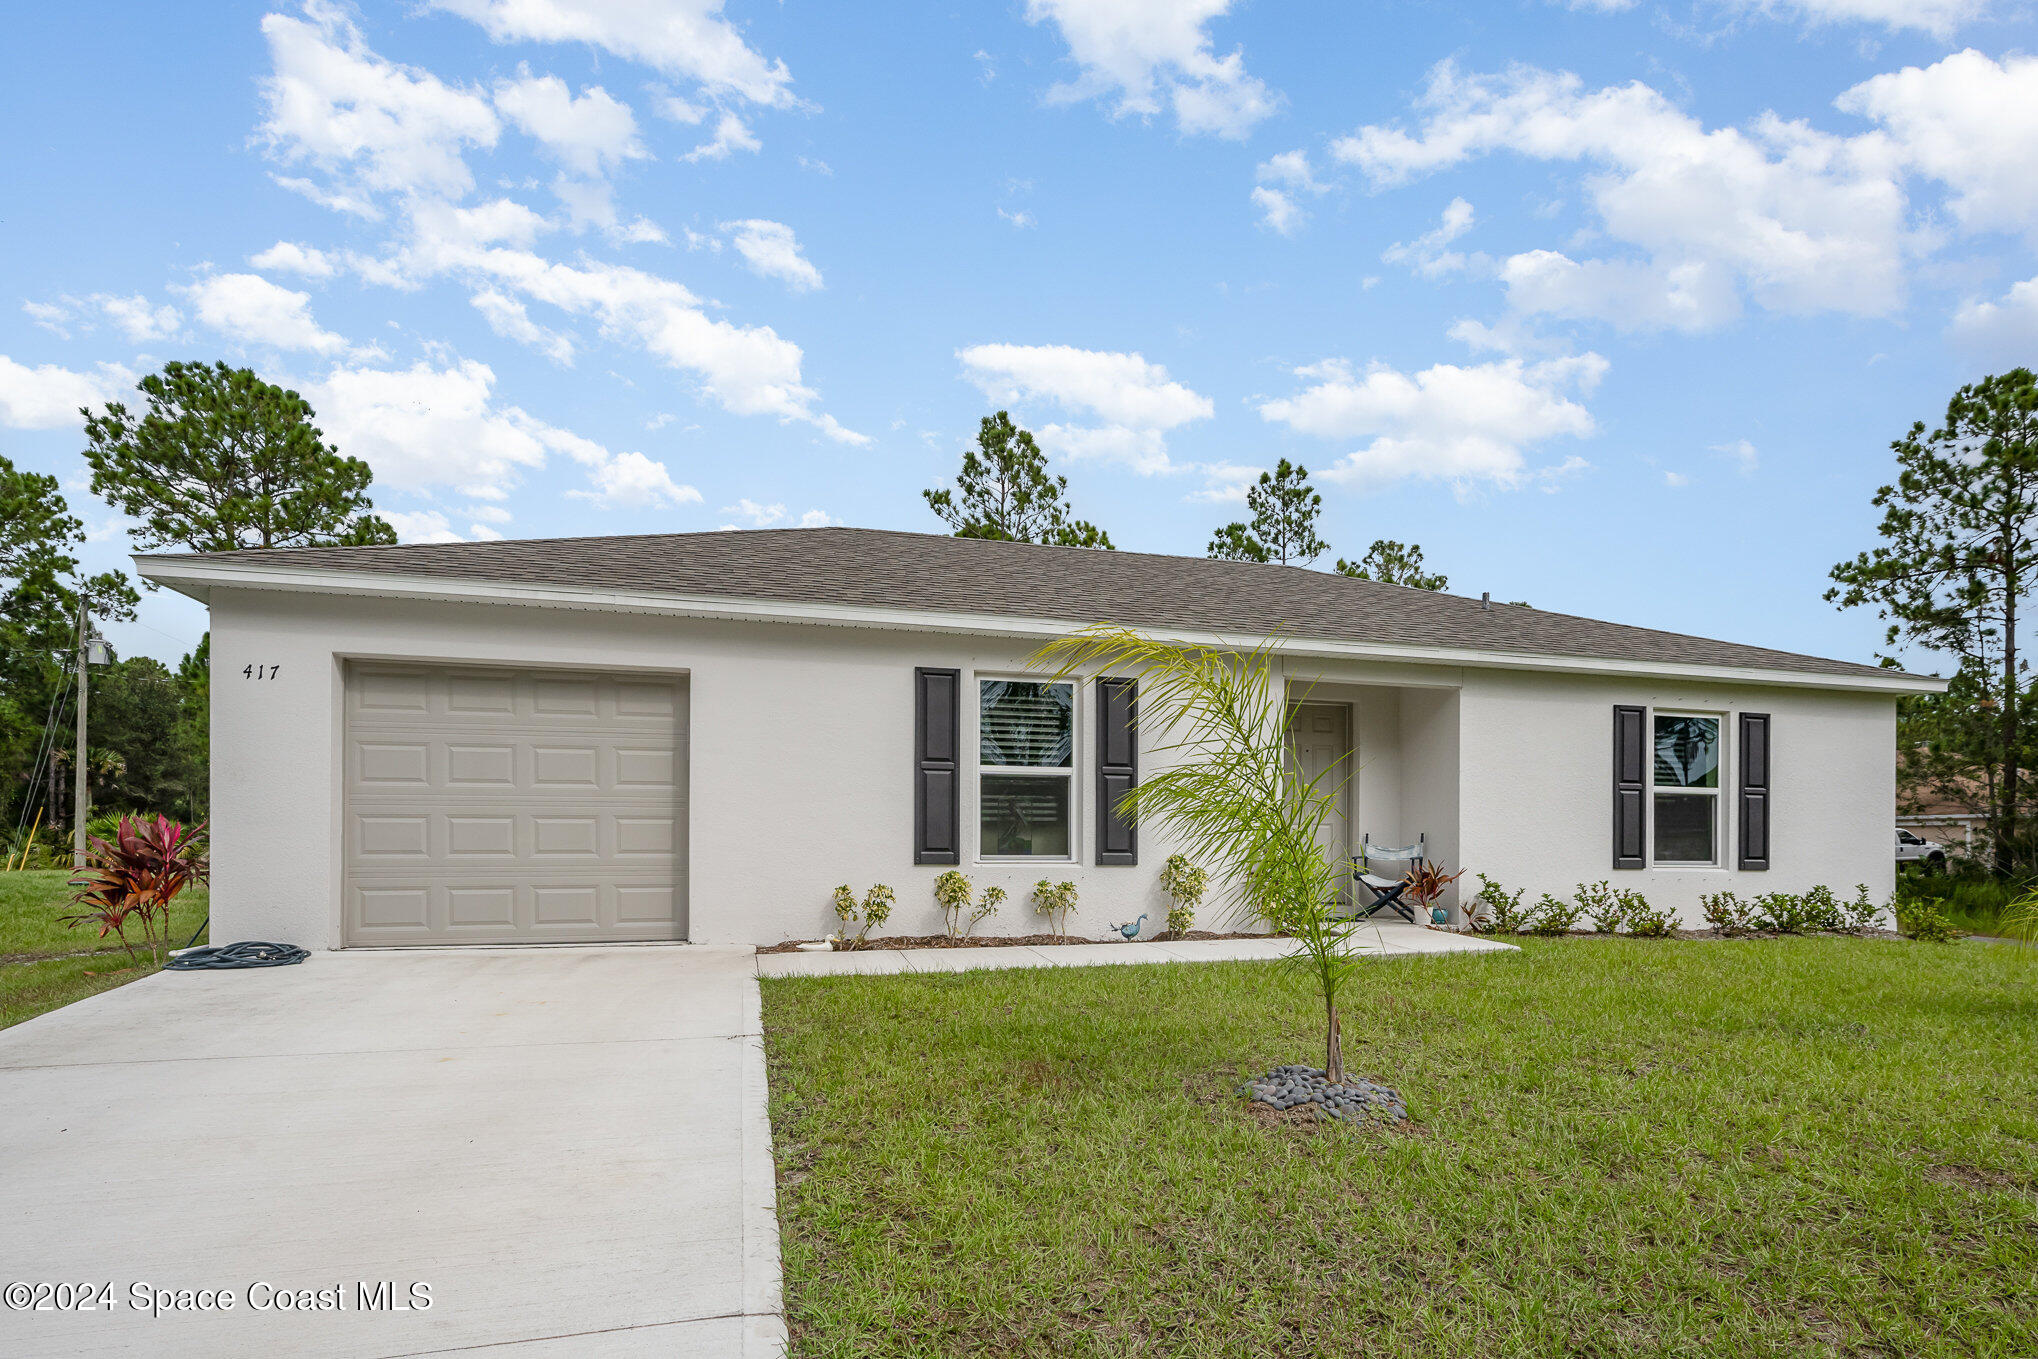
xmin=137 ymin=527 xmax=1941 ymax=949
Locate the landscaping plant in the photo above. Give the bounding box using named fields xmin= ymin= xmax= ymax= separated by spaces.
xmin=1470 ymin=874 xmax=1527 ymax=934
xmin=1031 ymin=880 xmax=1078 ymax=938
xmin=1841 ymin=884 xmax=1884 ymax=934
xmin=968 ymin=886 xmax=1005 ymax=938
xmin=1895 ymin=897 xmax=1958 ymax=943
xmin=1529 ymin=893 xmax=1582 ymax=935
xmin=60 ymin=814 xmax=207 ymax=967
xmin=1159 ymin=853 xmax=1207 ymax=937
xmin=932 ymin=869 xmax=973 ymax=938
xmin=1754 ymin=892 xmax=1816 ymax=934
xmin=1034 ymin=626 xmax=1361 ymax=1082
xmin=1700 ymin=889 xmax=1757 ymax=935
xmin=1800 ymin=885 xmax=1846 ymax=932
xmin=831 ymin=883 xmax=896 ymax=948
xmin=1403 ymin=858 xmax=1466 ymax=926
xmin=1619 ymin=890 xmax=1678 ymax=937
xmin=1577 ymin=880 xmax=1624 ymax=933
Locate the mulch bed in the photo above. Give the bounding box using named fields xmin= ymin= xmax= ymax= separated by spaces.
xmin=756 ymin=928 xmax=1284 ymax=955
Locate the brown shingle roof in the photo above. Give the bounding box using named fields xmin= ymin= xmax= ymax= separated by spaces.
xmin=154 ymin=525 xmax=1909 ymax=682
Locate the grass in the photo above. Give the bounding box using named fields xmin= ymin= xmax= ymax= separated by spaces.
xmin=1896 ymin=870 xmax=2027 ymax=935
xmin=763 ymin=937 xmax=2038 ymax=1358
xmin=0 ymin=869 xmax=209 ymax=1029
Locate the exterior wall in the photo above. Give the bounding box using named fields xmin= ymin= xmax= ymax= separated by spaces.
xmin=1456 ymin=669 xmax=1896 ymax=924
xmin=206 ymin=586 xmax=1899 ymax=947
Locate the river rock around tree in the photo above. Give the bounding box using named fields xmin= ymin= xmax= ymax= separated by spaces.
xmin=1245 ymin=1065 xmax=1408 ymax=1122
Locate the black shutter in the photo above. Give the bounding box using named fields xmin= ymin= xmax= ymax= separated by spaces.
xmin=1613 ymin=705 xmax=1647 ymax=870
xmin=1095 ymin=677 xmax=1137 ymax=866
xmin=1738 ymin=711 xmax=1771 ymax=871
xmin=914 ymin=667 xmax=960 ymax=865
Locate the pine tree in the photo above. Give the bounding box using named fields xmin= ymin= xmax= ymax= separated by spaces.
xmin=923 ymin=411 xmax=1114 ymax=548
xmin=1206 ymin=460 xmax=1327 ymax=565
xmin=1335 ymin=539 xmax=1449 ymax=591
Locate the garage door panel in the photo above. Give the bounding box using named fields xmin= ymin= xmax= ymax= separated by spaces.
xmin=344 ymin=664 xmax=686 ymax=946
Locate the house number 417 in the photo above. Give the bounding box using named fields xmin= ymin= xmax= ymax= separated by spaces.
xmin=242 ymin=664 xmax=280 ymax=679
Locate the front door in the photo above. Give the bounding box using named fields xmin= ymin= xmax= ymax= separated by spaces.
xmin=1286 ymin=703 xmax=1353 ymax=896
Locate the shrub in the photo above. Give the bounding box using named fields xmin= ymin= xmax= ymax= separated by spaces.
xmin=1699 ymin=890 xmax=1756 ymax=935
xmin=1159 ymin=854 xmax=1207 ymax=936
xmin=1894 ymin=897 xmax=1957 ymax=943
xmin=1032 ymin=880 xmax=1078 ymax=938
xmin=1619 ymin=890 xmax=1678 ymax=937
xmin=61 ymin=814 xmax=208 ymax=966
xmin=933 ymin=870 xmax=973 ymax=938
xmin=830 ymin=882 xmax=896 ymax=948
xmin=970 ymin=885 xmax=1006 ymax=937
xmin=1800 ymin=885 xmax=1845 ymax=932
xmin=1754 ymin=892 xmax=1815 ymax=934
xmin=1839 ymin=884 xmax=1883 ymax=934
xmin=1405 ymin=859 xmax=1467 ymax=926
xmin=1529 ymin=893 xmax=1582 ymax=935
xmin=1577 ymin=880 xmax=1624 ymax=933
xmin=1470 ymin=874 xmax=1527 ymax=934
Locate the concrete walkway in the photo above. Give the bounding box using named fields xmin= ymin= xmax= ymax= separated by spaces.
xmin=757 ymin=922 xmax=1516 ymax=977
xmin=0 ymin=945 xmax=784 ymax=1359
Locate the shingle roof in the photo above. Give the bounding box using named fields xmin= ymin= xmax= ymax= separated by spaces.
xmin=154 ymin=525 xmax=1905 ymax=682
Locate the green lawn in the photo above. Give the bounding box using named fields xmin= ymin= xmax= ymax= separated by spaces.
xmin=763 ymin=938 xmax=2037 ymax=1358
xmin=0 ymin=869 xmax=209 ymax=1029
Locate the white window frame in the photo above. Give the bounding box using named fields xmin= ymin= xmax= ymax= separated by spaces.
xmin=1649 ymin=708 xmax=1725 ymax=869
xmin=973 ymin=673 xmax=1080 ymax=865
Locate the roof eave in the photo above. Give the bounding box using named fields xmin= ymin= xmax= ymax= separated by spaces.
xmin=135 ymin=555 xmax=1947 ymax=697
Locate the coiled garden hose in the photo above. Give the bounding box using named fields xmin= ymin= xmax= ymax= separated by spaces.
xmin=166 ymin=941 xmax=310 ymax=969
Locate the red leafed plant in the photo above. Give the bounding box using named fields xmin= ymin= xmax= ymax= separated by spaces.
xmin=62 ymin=815 xmax=209 ymax=966
xmin=1403 ymin=858 xmax=1468 ymax=927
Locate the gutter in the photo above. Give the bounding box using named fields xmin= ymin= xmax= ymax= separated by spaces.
xmin=134 ymin=555 xmax=1947 ymax=698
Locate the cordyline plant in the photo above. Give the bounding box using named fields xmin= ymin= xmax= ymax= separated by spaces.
xmin=62 ymin=815 xmax=208 ymax=967
xmin=1403 ymin=859 xmax=1466 ymax=926
xmin=1034 ymin=625 xmax=1368 ymax=1083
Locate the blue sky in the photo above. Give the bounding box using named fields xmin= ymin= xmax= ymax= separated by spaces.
xmin=3 ymin=0 xmax=2034 ymax=672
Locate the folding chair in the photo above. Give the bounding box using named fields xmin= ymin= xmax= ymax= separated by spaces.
xmin=1352 ymin=833 xmax=1427 ymax=922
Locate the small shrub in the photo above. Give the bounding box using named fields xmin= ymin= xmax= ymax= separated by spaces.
xmin=1800 ymin=885 xmax=1845 ymax=932
xmin=1699 ymin=890 xmax=1756 ymax=935
xmin=1754 ymin=892 xmax=1815 ymax=934
xmin=1619 ymin=890 xmax=1678 ymax=937
xmin=1529 ymin=893 xmax=1583 ymax=935
xmin=1894 ymin=897 xmax=1957 ymax=943
xmin=1405 ymin=859 xmax=1466 ymax=926
xmin=832 ymin=884 xmax=858 ymax=937
xmin=61 ymin=815 xmax=208 ymax=966
xmin=830 ymin=882 xmax=896 ymax=947
xmin=933 ymin=869 xmax=973 ymax=938
xmin=1032 ymin=880 xmax=1078 ymax=938
xmin=1471 ymin=874 xmax=1527 ymax=934
xmin=1577 ymin=880 xmax=1624 ymax=933
xmin=969 ymin=885 xmax=1006 ymax=937
xmin=1159 ymin=854 xmax=1207 ymax=936
xmin=1839 ymin=884 xmax=1883 ymax=934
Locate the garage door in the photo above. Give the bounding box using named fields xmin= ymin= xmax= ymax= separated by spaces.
xmin=343 ymin=663 xmax=687 ymax=946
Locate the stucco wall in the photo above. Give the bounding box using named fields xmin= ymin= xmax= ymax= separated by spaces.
xmin=1456 ymin=669 xmax=1896 ymax=924
xmin=206 ymin=587 xmax=1898 ymax=947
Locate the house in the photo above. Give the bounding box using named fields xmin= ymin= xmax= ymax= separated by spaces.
xmin=136 ymin=527 xmax=1943 ymax=948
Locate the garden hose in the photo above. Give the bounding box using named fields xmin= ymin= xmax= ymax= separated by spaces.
xmin=166 ymin=941 xmax=309 ymax=970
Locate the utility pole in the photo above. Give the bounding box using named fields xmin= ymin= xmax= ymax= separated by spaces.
xmin=74 ymin=601 xmax=88 ymax=869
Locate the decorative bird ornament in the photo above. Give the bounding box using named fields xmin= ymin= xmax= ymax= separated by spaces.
xmin=1110 ymin=913 xmax=1149 ymax=941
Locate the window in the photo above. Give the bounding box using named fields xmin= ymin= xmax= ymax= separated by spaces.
xmin=1652 ymin=713 xmax=1720 ymax=865
xmin=979 ymin=679 xmax=1074 ymax=858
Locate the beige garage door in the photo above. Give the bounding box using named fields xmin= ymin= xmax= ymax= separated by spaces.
xmin=343 ymin=663 xmax=688 ymax=946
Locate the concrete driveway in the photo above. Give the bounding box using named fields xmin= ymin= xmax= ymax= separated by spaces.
xmin=0 ymin=946 xmax=783 ymax=1358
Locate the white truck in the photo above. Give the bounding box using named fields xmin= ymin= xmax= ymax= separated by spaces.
xmin=1896 ymin=828 xmax=1947 ymax=871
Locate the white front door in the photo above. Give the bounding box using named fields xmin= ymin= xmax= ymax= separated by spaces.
xmin=1286 ymin=703 xmax=1353 ymax=893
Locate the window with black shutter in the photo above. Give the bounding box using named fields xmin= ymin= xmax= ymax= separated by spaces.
xmin=1095 ymin=677 xmax=1137 ymax=865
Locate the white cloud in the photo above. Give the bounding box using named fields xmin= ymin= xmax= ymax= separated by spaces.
xmin=0 ymin=356 xmax=132 ymax=428
xmin=1334 ymin=61 xmax=1913 ymax=331
xmin=722 ymin=498 xmax=787 ymax=525
xmin=1258 ymin=148 xmax=1324 ymax=193
xmin=470 ymin=289 xmax=576 ymax=364
xmin=1949 ymin=275 xmax=2038 ymax=361
xmin=1258 ymin=351 xmax=1607 ymax=487
xmin=494 ymin=71 xmax=646 ymax=176
xmin=20 ymin=294 xmax=181 ymax=343
xmin=259 ymin=3 xmax=499 ymax=204
xmin=1024 ymin=0 xmax=1277 ymax=139
xmin=381 ymin=508 xmax=506 ymax=543
xmin=795 ymin=508 xmax=834 ymax=527
xmin=430 ymin=0 xmax=798 ymax=110
xmin=22 ymin=301 xmax=71 ymax=337
xmin=682 ymin=111 xmax=761 ymax=162
xmin=1722 ymin=0 xmax=1989 ymax=37
xmin=250 ymin=241 xmax=338 ymax=278
xmin=1837 ymin=50 xmax=2038 ymax=239
xmin=180 ymin=273 xmax=352 ymax=354
xmin=1712 ymin=437 xmax=1761 ymax=473
xmin=1251 ymin=186 xmax=1304 ymax=236
xmin=1383 ymin=197 xmax=1477 ymax=277
xmin=958 ymin=342 xmax=1213 ymax=474
xmin=308 ymin=356 xmax=696 ymax=509
xmin=721 ymin=219 xmax=823 ymax=292
xmin=998 ymin=207 xmax=1037 ymax=229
